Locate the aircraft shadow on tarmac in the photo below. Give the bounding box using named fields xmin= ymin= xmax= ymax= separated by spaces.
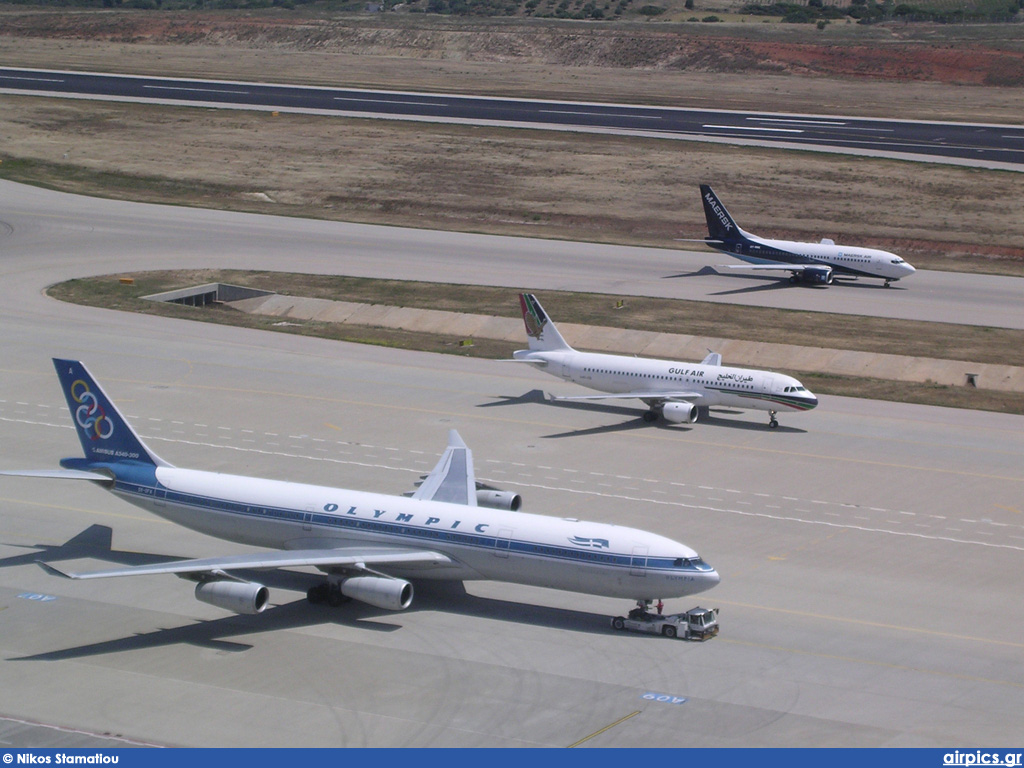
xmin=0 ymin=524 xmax=180 ymax=571
xmin=5 ymin=530 xmax=624 ymax=661
xmin=479 ymin=390 xmax=806 ymax=436
xmin=663 ymin=265 xmax=908 ymax=295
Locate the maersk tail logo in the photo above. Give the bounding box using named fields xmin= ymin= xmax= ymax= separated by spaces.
xmin=568 ymin=536 xmax=610 ymax=549
xmin=521 ymin=294 xmax=549 ymax=340
xmin=704 ymin=192 xmax=733 ymax=233
xmin=71 ymin=378 xmax=114 ymax=441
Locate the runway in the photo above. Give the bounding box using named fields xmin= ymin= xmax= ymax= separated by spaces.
xmin=3 ymin=67 xmax=1023 ymax=169
xmin=0 ymin=182 xmax=1022 ymax=747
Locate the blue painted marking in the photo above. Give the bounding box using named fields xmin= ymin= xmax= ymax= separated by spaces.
xmin=18 ymin=592 xmax=57 ymax=602
xmin=641 ymin=692 xmax=687 ymax=705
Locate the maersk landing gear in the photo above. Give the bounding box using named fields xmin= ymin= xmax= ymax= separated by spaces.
xmin=306 ymin=580 xmax=351 ymax=607
xmin=768 ymin=410 xmax=779 ymax=429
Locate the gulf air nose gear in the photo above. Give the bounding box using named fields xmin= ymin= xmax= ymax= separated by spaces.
xmin=768 ymin=410 xmax=779 ymax=429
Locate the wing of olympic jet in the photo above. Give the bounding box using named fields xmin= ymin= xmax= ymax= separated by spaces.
xmin=552 ymin=390 xmax=703 ymax=403
xmin=39 ymin=547 xmax=454 ymax=581
xmin=410 ymin=429 xmax=477 ymax=506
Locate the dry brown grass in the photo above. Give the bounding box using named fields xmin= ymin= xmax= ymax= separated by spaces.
xmin=2 ymin=95 xmax=1022 ymax=275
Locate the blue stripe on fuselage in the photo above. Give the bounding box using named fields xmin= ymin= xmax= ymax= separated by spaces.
xmin=78 ymin=460 xmax=702 ymax=576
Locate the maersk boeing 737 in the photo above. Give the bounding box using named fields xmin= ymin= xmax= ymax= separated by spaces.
xmin=510 ymin=294 xmax=817 ymax=429
xmin=690 ymin=184 xmax=915 ymax=287
xmin=0 ymin=359 xmax=718 ymax=616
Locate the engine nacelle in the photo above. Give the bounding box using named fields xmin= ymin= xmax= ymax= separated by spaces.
xmin=662 ymin=402 xmax=698 ymax=424
xmin=476 ymin=489 xmax=523 ymax=511
xmin=339 ymin=576 xmax=414 ymax=611
xmin=195 ymin=580 xmax=269 ymax=615
xmin=802 ymin=266 xmax=834 ymax=285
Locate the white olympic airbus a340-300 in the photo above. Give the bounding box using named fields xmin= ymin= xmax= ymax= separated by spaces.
xmin=0 ymin=359 xmax=719 ymax=616
xmin=509 ymin=294 xmax=817 ymax=429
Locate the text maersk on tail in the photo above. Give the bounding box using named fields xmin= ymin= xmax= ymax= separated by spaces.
xmin=0 ymin=359 xmax=718 ymax=619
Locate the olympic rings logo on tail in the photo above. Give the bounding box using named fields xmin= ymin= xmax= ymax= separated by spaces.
xmin=71 ymin=378 xmax=114 ymax=440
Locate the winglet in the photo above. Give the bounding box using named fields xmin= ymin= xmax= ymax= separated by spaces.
xmin=37 ymin=561 xmax=76 ymax=580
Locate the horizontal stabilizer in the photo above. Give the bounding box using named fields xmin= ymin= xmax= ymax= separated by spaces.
xmin=0 ymin=469 xmax=111 ymax=482
xmin=497 ymin=358 xmax=548 ymax=367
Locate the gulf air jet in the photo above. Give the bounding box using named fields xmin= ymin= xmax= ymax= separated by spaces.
xmin=510 ymin=294 xmax=817 ymax=429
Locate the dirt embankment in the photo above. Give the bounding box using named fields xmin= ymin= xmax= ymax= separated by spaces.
xmin=4 ymin=10 xmax=1024 ymax=86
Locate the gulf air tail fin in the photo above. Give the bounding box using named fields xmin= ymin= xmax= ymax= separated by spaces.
xmin=518 ymin=294 xmax=573 ymax=353
xmin=52 ymin=359 xmax=170 ymax=467
xmin=700 ymin=184 xmax=745 ymax=244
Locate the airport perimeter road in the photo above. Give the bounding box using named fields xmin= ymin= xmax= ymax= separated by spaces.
xmin=0 ymin=183 xmax=1022 ymax=747
xmin=2 ymin=67 xmax=1023 ymax=170
xmin=1 ymin=180 xmax=1022 ymax=329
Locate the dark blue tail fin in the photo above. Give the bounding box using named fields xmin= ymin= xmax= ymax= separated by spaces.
xmin=53 ymin=359 xmax=169 ymax=467
xmin=700 ymin=184 xmax=742 ymax=243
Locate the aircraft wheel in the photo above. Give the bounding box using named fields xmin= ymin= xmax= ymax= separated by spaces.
xmin=306 ymin=583 xmax=329 ymax=604
xmin=612 ymin=617 xmax=626 ymax=631
xmin=642 ymin=411 xmax=658 ymax=423
xmin=769 ymin=419 xmax=779 ymax=429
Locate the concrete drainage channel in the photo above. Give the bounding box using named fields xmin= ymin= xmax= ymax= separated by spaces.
xmin=142 ymin=283 xmax=275 ymax=307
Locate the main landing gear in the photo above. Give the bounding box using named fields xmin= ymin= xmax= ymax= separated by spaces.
xmin=768 ymin=410 xmax=779 ymax=429
xmin=306 ymin=581 xmax=351 ymax=608
xmin=642 ymin=409 xmax=659 ymax=423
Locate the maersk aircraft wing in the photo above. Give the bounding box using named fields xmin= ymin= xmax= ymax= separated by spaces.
xmin=719 ymin=262 xmax=811 ymax=272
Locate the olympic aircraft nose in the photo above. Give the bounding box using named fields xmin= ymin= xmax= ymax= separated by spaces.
xmin=701 ymin=567 xmax=721 ymax=592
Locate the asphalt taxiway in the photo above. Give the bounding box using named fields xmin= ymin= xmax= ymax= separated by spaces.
xmin=0 ymin=182 xmax=1021 ymax=747
xmin=1 ymin=180 xmax=1022 ymax=329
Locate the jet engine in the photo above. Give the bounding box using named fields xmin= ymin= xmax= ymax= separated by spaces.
xmin=797 ymin=266 xmax=834 ymax=286
xmin=475 ymin=489 xmax=523 ymax=511
xmin=339 ymin=575 xmax=413 ymax=611
xmin=195 ymin=580 xmax=269 ymax=615
xmin=662 ymin=402 xmax=698 ymax=424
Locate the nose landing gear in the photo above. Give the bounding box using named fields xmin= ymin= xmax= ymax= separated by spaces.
xmin=768 ymin=410 xmax=779 ymax=429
